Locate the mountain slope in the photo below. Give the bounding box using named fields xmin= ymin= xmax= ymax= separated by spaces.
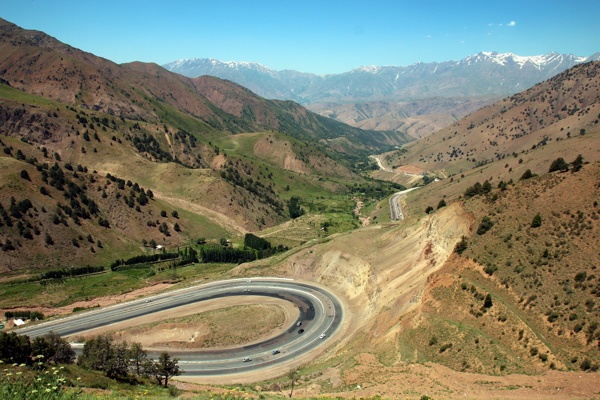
xmin=390 ymin=60 xmax=600 ymax=178
xmin=0 ymin=18 xmax=409 ymax=158
xmin=0 ymin=18 xmax=409 ymax=270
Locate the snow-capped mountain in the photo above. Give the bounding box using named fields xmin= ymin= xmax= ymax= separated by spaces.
xmin=163 ymin=52 xmax=599 ymax=104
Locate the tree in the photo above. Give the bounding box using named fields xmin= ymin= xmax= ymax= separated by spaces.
xmin=425 ymin=205 xmax=434 ymax=214
xmin=153 ymin=352 xmax=181 ymax=387
xmin=531 ymin=213 xmax=542 ymax=228
xmin=171 ymin=210 xmax=179 ymax=219
xmin=454 ymin=236 xmax=468 ymax=255
xmin=477 ymin=216 xmax=494 ymax=235
xmin=288 ymin=197 xmax=304 ymax=219
xmin=31 ymin=331 xmax=75 ymax=364
xmin=571 ymin=154 xmax=584 ymax=173
xmin=481 ymin=180 xmax=492 ymax=194
xmin=128 ymin=343 xmax=148 ymax=376
xmin=549 ymin=157 xmax=569 ymax=173
xmin=520 ymin=169 xmax=534 ymax=180
xmin=483 ymin=294 xmax=493 ymax=309
xmin=20 ymin=170 xmax=31 ymax=181
xmin=287 ymin=368 xmax=299 ymax=398
xmin=0 ymin=331 xmax=31 ymax=364
xmin=78 ymin=334 xmax=129 ymax=379
xmin=437 ymin=199 xmax=446 ymax=209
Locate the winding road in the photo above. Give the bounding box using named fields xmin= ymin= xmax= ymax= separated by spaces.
xmin=389 ymin=187 xmax=420 ymax=221
xmin=16 ymin=278 xmax=343 ymax=376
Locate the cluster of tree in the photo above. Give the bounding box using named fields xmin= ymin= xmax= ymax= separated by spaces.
xmin=110 ymin=251 xmax=179 ymax=271
xmin=173 ymin=129 xmax=197 ymax=148
xmin=178 ymin=247 xmax=198 ymax=266
xmin=0 ymin=331 xmax=73 ymax=365
xmin=39 ymin=265 xmax=104 ymax=280
xmin=200 ymin=246 xmax=257 ymax=264
xmin=0 ymin=331 xmax=180 ymax=388
xmin=349 ymin=181 xmax=406 ymax=200
xmin=549 ymin=154 xmax=584 ymax=173
xmin=106 ymin=173 xmax=153 ymax=206
xmin=78 ymin=334 xmax=180 ymax=386
xmin=130 ymin=132 xmax=173 ymax=162
xmin=219 ymin=166 xmax=285 ymax=216
xmin=4 ymin=310 xmax=45 ymax=320
xmin=7 ymin=197 xmax=33 ymax=219
xmin=244 ymin=233 xmax=271 ymax=251
xmin=425 ymin=199 xmax=447 ymax=214
xmin=464 ymin=180 xmax=493 ymax=198
xmin=243 ymin=233 xmax=289 ymax=259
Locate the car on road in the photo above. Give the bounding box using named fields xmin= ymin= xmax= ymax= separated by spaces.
xmin=296 ymin=321 xmax=302 ymax=327
xmin=242 ymin=357 xmax=252 ymax=362
xmin=243 ymin=288 xmax=250 ymax=292
xmin=272 ymin=349 xmax=280 ymax=355
xmin=298 ymin=329 xmax=304 ymax=334
xmin=319 ymin=333 xmax=326 ymax=339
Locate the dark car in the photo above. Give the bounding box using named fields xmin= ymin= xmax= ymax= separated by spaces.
xmin=298 ymin=329 xmax=304 ymax=334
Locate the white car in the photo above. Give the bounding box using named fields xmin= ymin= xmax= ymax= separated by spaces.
xmin=242 ymin=357 xmax=252 ymax=362
xmin=319 ymin=333 xmax=326 ymax=339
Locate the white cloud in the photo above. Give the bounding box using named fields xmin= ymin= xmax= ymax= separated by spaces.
xmin=508 ymin=21 xmax=516 ymax=27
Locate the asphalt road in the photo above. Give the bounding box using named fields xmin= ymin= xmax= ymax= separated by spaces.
xmin=389 ymin=187 xmax=420 ymax=221
xmin=16 ymin=278 xmax=343 ymax=376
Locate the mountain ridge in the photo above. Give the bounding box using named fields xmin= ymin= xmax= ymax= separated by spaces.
xmin=163 ymin=51 xmax=600 ymax=103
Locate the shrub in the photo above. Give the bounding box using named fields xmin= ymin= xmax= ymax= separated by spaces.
xmin=483 ymin=294 xmax=493 ymax=309
xmin=439 ymin=343 xmax=453 ymax=353
xmin=549 ymin=157 xmax=569 ymax=173
xmin=454 ymin=236 xmax=468 ymax=254
xmin=531 ymin=213 xmax=542 ymax=228
xmin=477 ymin=216 xmax=494 ymax=235
xmin=520 ymin=169 xmax=534 ymax=180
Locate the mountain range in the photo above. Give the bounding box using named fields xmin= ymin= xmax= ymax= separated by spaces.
xmin=164 ymin=52 xmax=600 ymax=104
xmin=164 ymin=52 xmax=599 ymax=139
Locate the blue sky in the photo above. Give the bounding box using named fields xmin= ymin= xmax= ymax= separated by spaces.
xmin=2 ymin=1 xmax=599 ymax=74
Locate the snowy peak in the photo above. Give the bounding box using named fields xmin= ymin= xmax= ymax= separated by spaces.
xmin=460 ymin=51 xmax=587 ymax=70
xmin=162 ymin=52 xmax=598 ymax=103
xmin=164 ymin=58 xmax=276 ymax=76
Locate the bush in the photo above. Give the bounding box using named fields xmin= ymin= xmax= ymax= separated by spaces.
xmin=520 ymin=169 xmax=534 ymax=180
xmin=439 ymin=343 xmax=453 ymax=353
xmin=477 ymin=216 xmax=494 ymax=235
xmin=571 ymin=154 xmax=584 ymax=172
xmin=454 ymin=236 xmax=468 ymax=254
xmin=483 ymin=294 xmax=493 ymax=309
xmin=531 ymin=213 xmax=542 ymax=228
xmin=549 ymin=157 xmax=569 ymax=172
